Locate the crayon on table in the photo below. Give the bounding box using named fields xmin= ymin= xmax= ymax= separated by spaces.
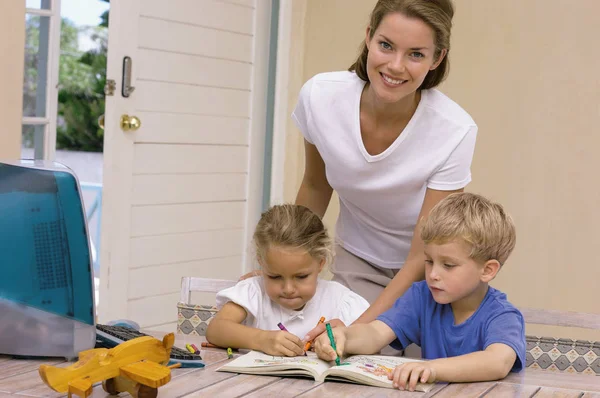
xmin=325 ymin=322 xmax=341 ymax=366
xmin=185 ymin=344 xmax=196 ymax=354
xmin=304 ymin=316 xmax=326 ymax=352
xmin=190 ymin=343 xmax=200 ymax=354
xmin=227 ymin=347 xmax=233 ymax=359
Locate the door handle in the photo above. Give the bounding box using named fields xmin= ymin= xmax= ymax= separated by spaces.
xmin=122 ymin=56 xmax=135 ymax=97
xmin=120 ymin=114 xmax=141 ymax=131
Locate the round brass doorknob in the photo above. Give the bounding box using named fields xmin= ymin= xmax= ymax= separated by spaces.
xmin=120 ymin=114 xmax=141 ymax=131
xmin=98 ymin=114 xmax=105 ymax=130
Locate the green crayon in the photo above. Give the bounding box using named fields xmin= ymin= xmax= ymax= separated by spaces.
xmin=325 ymin=323 xmax=341 ymax=366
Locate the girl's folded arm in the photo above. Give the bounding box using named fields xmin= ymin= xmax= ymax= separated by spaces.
xmin=206 ymin=301 xmax=264 ymax=351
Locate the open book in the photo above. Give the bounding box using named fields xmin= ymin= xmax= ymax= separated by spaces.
xmin=217 ymin=350 xmax=433 ymax=392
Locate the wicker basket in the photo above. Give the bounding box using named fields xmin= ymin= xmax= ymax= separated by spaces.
xmin=525 ymin=335 xmax=600 ymax=375
xmin=177 ymin=302 xmax=219 ymax=336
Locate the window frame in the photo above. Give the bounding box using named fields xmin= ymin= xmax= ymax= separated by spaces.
xmin=23 ymin=0 xmax=61 ymax=160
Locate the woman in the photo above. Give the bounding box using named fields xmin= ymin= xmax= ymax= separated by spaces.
xmin=296 ymin=0 xmax=477 ymax=338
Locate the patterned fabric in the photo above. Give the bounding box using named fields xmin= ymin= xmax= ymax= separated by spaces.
xmin=525 ymin=335 xmax=600 ymax=375
xmin=177 ymin=302 xmax=218 ymax=336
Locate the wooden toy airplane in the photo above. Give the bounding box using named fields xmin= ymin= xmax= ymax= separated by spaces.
xmin=39 ymin=332 xmax=181 ymax=398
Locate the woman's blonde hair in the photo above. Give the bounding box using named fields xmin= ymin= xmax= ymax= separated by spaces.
xmin=349 ymin=0 xmax=454 ymax=90
xmin=420 ymin=193 xmax=516 ymax=265
xmin=253 ymin=204 xmax=333 ymax=267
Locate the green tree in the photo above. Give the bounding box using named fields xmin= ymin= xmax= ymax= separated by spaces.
xmin=23 ymin=1 xmax=109 ymax=152
xmin=56 ymin=1 xmax=108 ymax=152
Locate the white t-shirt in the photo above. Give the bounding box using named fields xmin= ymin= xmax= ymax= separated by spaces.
xmin=215 ymin=277 xmax=370 ymax=339
xmin=292 ymin=71 xmax=477 ymax=269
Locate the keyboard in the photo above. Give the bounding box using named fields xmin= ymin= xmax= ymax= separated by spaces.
xmin=95 ymin=324 xmax=205 ymax=368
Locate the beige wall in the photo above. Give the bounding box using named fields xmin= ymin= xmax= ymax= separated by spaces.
xmin=284 ymin=0 xmax=599 ymax=340
xmin=0 ymin=2 xmax=25 ymax=159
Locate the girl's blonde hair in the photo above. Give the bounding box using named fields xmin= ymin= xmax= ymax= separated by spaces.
xmin=421 ymin=193 xmax=516 ymax=265
xmin=253 ymin=204 xmax=333 ymax=267
xmin=349 ymin=0 xmax=454 ymax=90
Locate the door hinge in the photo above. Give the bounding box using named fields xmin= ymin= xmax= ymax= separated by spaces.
xmin=104 ymin=79 xmax=116 ymax=96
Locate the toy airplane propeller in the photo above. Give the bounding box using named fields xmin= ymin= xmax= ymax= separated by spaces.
xmin=39 ymin=333 xmax=181 ymax=398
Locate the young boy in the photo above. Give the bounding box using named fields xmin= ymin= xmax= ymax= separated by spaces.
xmin=314 ymin=192 xmax=526 ymax=391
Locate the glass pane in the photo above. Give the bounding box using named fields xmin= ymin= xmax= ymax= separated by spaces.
xmin=23 ymin=14 xmax=51 ymax=118
xmin=26 ymin=0 xmax=51 ymax=10
xmin=21 ymin=124 xmax=46 ymax=160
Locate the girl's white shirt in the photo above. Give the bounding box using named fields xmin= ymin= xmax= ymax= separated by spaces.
xmin=215 ymin=276 xmax=370 ymax=339
xmin=292 ymin=71 xmax=478 ymax=269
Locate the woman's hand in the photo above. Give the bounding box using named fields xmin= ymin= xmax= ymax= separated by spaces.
xmin=314 ymin=326 xmax=347 ymax=362
xmin=238 ymin=270 xmax=262 ymax=281
xmin=303 ymin=318 xmax=345 ymax=344
xmin=257 ymin=330 xmax=305 ymax=357
xmin=389 ymin=362 xmax=436 ymax=391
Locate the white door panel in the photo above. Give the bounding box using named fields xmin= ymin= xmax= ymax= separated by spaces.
xmin=100 ymin=0 xmax=270 ymax=328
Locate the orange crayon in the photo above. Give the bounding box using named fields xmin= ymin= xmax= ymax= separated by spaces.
xmin=304 ymin=316 xmax=326 ymax=352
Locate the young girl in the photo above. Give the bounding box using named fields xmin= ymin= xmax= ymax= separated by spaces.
xmin=206 ymin=204 xmax=370 ymax=356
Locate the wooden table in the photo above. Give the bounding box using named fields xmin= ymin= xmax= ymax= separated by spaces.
xmin=0 ymin=333 xmax=598 ymax=397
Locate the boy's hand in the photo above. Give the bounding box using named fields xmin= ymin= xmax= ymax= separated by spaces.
xmin=238 ymin=270 xmax=262 ymax=281
xmin=303 ymin=318 xmax=345 ymax=344
xmin=314 ymin=326 xmax=347 ymax=362
xmin=389 ymin=362 xmax=436 ymax=391
xmin=257 ymin=330 xmax=304 ymax=356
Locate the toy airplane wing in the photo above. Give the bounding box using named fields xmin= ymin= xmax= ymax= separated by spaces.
xmin=119 ymin=361 xmax=172 ymax=388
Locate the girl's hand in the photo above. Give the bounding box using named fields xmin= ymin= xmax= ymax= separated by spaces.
xmin=314 ymin=326 xmax=347 ymax=362
xmin=257 ymin=330 xmax=304 ymax=356
xmin=303 ymin=318 xmax=345 ymax=344
xmin=389 ymin=362 xmax=436 ymax=391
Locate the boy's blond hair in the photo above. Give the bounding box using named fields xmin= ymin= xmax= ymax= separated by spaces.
xmin=253 ymin=204 xmax=333 ymax=267
xmin=420 ymin=192 xmax=516 ymax=265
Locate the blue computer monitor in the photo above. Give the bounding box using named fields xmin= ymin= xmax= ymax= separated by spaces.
xmin=0 ymin=160 xmax=96 ymax=358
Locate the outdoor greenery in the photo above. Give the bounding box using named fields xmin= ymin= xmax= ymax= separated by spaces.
xmin=23 ymin=0 xmax=108 ymax=152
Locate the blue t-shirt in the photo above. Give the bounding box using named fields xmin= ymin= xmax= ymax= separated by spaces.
xmin=377 ymin=281 xmax=526 ymax=372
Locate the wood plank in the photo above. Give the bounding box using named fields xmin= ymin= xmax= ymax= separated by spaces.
xmin=243 ymin=378 xmax=323 ymax=397
xmin=138 ymin=17 xmax=253 ymax=62
xmin=142 ymin=0 xmax=254 ymax=35
xmin=131 ymin=173 xmax=247 ymax=205
xmin=185 ymin=374 xmax=280 ymax=397
xmin=214 ymin=0 xmax=255 ymax=8
xmin=129 ymin=229 xmax=243 ymax=267
xmin=502 ymin=369 xmax=600 ymax=392
xmin=131 ymin=111 xmax=249 ymax=146
xmin=581 ymin=392 xmax=600 ymax=398
xmin=136 ymin=81 xmax=251 ymax=118
xmin=521 ymin=308 xmax=600 ymax=330
xmin=146 ymin=361 xmax=236 ymax=397
xmin=431 ymin=381 xmax=496 ymax=397
xmin=133 ymin=144 xmax=248 ymax=175
xmin=0 ymin=392 xmax=16 ymax=397
xmin=484 ymin=382 xmax=539 ymax=397
xmin=128 ymin=292 xmax=184 ymax=327
xmin=297 ymin=381 xmax=446 ymax=397
xmin=533 ymin=387 xmax=589 ymax=397
xmin=0 ymin=358 xmax=63 ymax=382
xmin=129 ymin=256 xmax=243 ymax=298
xmin=0 ymin=367 xmax=61 ymax=394
xmin=131 ymin=202 xmax=245 ymax=237
xmin=137 ymin=49 xmax=252 ymax=91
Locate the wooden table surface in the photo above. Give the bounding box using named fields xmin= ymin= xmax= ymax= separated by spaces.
xmin=0 ymin=332 xmax=598 ymax=397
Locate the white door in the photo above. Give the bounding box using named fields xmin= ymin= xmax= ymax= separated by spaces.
xmin=99 ymin=0 xmax=272 ymax=331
